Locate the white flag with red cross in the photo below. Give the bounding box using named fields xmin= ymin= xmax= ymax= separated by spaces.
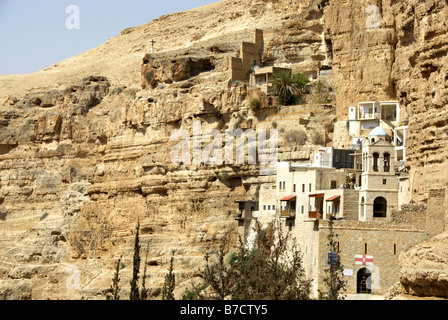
xmin=355 ymin=255 xmax=373 ymax=266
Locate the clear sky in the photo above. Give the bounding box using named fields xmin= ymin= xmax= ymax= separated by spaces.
xmin=0 ymin=0 xmax=218 ymax=75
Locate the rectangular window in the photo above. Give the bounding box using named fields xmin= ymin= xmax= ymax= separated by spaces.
xmin=293 ymin=184 xmax=296 ymax=193
xmin=393 ymin=244 xmax=397 ymax=256
xmin=268 ymin=205 xmax=271 ymax=210
xmin=301 ymin=205 xmax=304 ymax=214
xmin=302 ymin=184 xmax=305 ymax=192
xmin=273 ymin=205 xmax=275 ymax=210
xmin=383 ymin=179 xmax=387 ymax=185
xmin=263 ymin=205 xmax=266 ymax=210
xmin=279 ymin=181 xmax=282 ymax=189
xmin=309 ymin=183 xmax=312 ymax=192
xmin=364 ymin=243 xmax=368 ymax=254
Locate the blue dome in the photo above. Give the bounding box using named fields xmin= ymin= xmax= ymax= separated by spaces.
xmin=369 ymin=126 xmax=389 ymax=137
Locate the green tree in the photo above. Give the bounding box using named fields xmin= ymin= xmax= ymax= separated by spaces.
xmin=273 ymin=70 xmax=297 ymax=106
xmin=293 ymin=72 xmax=311 ymax=93
xmin=273 ymin=71 xmax=310 ymax=106
xmin=130 ymin=221 xmax=141 ymax=300
xmin=162 ymin=250 xmax=177 ymax=300
xmin=140 ymin=243 xmax=150 ymax=300
xmin=230 ymin=220 xmax=310 ymax=300
xmin=106 ymin=255 xmax=122 ymax=300
xmin=319 ymin=217 xmax=347 ymax=300
xmin=192 ymin=220 xmax=311 ymax=300
xmin=202 ymin=233 xmax=236 ymax=300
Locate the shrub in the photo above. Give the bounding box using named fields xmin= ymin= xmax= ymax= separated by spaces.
xmin=233 ymin=115 xmax=245 ymax=129
xmin=186 ymin=220 xmax=311 ymax=300
xmin=250 ymin=98 xmax=261 ymax=109
xmin=287 ymin=129 xmax=308 ymax=146
xmin=219 ymin=171 xmax=230 ymax=181
xmin=310 ymin=131 xmax=326 ymax=146
xmin=39 ymin=212 xmax=49 ymax=221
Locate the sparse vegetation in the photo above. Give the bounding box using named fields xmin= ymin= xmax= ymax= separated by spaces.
xmin=104 ymin=222 xmax=150 ymax=301
xmin=314 ymin=80 xmax=332 ymax=104
xmin=184 ymin=220 xmax=311 ymax=300
xmin=309 ymin=131 xmax=326 ymax=146
xmin=39 ymin=212 xmax=49 ymax=221
xmin=234 ymin=115 xmax=245 ymax=129
xmin=218 ymin=171 xmax=230 ymax=181
xmin=286 ymin=129 xmax=308 ymax=146
xmin=250 ymin=98 xmax=261 ymax=109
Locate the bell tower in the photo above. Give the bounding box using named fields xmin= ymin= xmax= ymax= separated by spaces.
xmin=359 ymin=127 xmax=399 ymax=221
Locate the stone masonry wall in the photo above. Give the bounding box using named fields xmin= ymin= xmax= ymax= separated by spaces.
xmin=318 ymin=220 xmax=428 ymax=295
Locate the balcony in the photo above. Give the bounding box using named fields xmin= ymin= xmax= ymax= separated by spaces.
xmin=309 ymin=211 xmax=323 ymax=219
xmin=281 ymin=210 xmax=296 ymax=219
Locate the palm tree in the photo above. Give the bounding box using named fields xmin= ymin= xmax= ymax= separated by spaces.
xmin=273 ymin=70 xmax=298 ymax=106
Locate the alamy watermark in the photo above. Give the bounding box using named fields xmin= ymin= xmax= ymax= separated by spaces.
xmin=65 ymin=264 xmax=80 ymax=290
xmin=170 ymin=121 xmax=278 ymax=175
xmin=66 ymin=5 xmax=80 ymax=30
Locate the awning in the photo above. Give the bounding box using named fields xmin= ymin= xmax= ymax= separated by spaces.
xmin=326 ymin=195 xmax=341 ymax=202
xmin=280 ymin=195 xmax=296 ymax=201
xmin=309 ymin=193 xmax=325 ymax=198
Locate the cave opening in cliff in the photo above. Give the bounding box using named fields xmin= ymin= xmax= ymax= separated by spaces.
xmin=189 ymin=58 xmax=215 ymax=77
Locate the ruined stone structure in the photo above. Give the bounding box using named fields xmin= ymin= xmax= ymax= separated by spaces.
xmin=230 ymin=29 xmax=264 ymax=82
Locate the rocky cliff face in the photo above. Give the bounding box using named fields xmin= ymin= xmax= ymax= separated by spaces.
xmin=0 ymin=0 xmax=447 ymax=299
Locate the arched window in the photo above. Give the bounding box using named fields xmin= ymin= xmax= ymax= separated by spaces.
xmin=373 ymin=197 xmax=387 ymax=218
xmin=372 ymin=153 xmax=379 ymax=172
xmin=383 ymin=153 xmax=390 ymax=172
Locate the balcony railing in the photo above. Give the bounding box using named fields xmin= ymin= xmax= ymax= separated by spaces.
xmin=281 ymin=210 xmax=296 ymax=219
xmin=309 ymin=211 xmax=323 ymax=219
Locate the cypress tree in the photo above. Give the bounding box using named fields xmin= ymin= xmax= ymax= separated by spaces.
xmin=319 ymin=217 xmax=347 ymax=300
xmin=106 ymin=255 xmax=122 ymax=300
xmin=129 ymin=221 xmax=141 ymax=300
xmin=162 ymin=250 xmax=176 ymax=300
